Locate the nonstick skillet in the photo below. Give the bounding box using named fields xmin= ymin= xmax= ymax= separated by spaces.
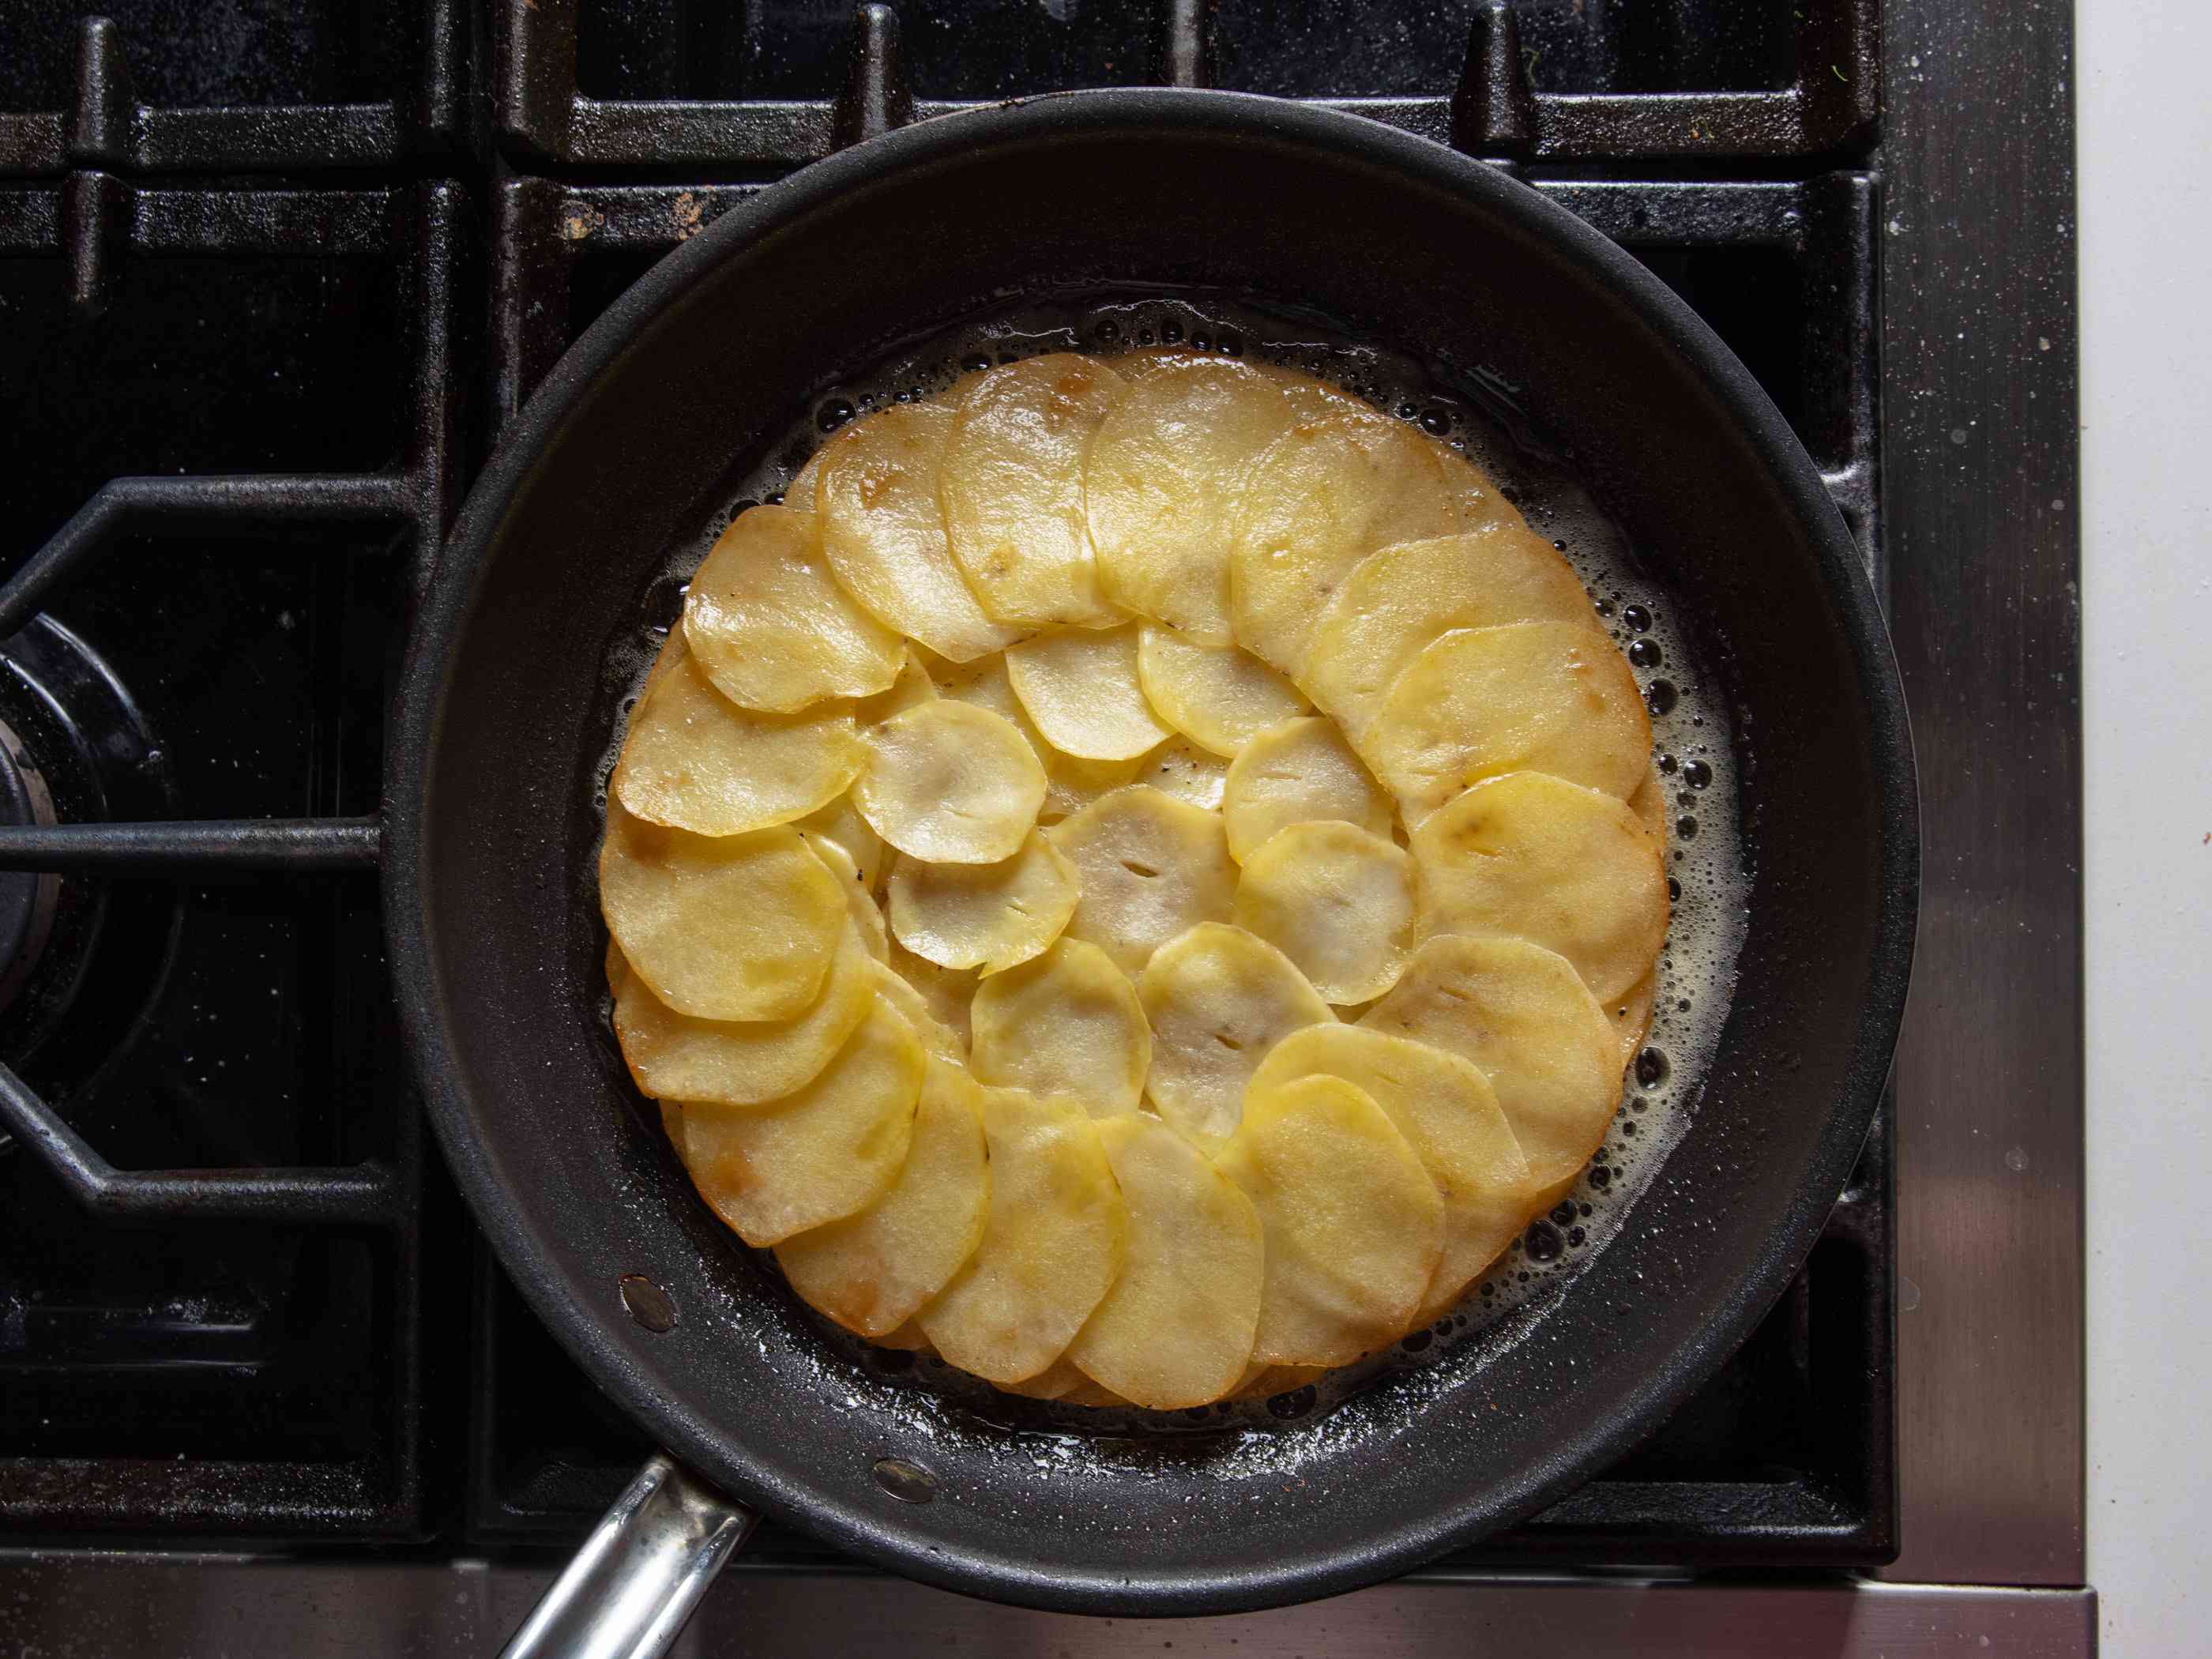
xmin=385 ymin=88 xmax=1917 ymax=1649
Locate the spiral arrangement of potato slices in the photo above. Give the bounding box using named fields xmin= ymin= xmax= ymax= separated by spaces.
xmin=600 ymin=351 xmax=1667 ymax=1410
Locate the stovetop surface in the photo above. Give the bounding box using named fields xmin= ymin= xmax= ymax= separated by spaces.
xmin=0 ymin=0 xmax=1892 ymax=1570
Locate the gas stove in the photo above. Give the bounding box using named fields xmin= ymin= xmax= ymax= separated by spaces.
xmin=0 ymin=2 xmax=2088 ymax=1652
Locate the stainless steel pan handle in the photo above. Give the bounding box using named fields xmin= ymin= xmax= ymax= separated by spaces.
xmin=499 ymin=1454 xmax=759 ymax=1659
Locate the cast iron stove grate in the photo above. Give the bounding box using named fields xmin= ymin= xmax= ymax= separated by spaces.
xmin=0 ymin=0 xmax=1893 ymax=1571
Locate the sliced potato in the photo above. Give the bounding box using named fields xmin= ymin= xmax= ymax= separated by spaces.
xmin=1134 ymin=735 xmax=1230 ymax=811
xmin=1134 ymin=624 xmax=1311 ymax=758
xmin=775 ymin=1054 xmax=990 ymax=1337
xmin=1047 ymin=784 xmax=1239 ymax=975
xmin=941 ymin=354 xmax=1127 ymax=629
xmin=931 ymin=649 xmax=1145 ymax=820
xmin=1608 ymin=971 xmax=1657 ymax=1073
xmin=969 ymin=938 xmax=1150 ymax=1117
xmin=1220 ymin=716 xmax=1394 ymax=864
xmin=794 ymin=792 xmax=887 ymax=891
xmin=998 ymin=1355 xmax=1088 ymax=1401
xmin=1005 ymin=625 xmax=1174 ymax=762
xmin=600 ymin=806 xmax=843 ymax=1021
xmin=681 ymin=503 xmax=903 ymax=713
xmin=1138 ymin=921 xmax=1334 ymax=1151
xmin=1230 ymin=1362 xmax=1332 ymax=1401
xmin=611 ymin=925 xmax=874 ymax=1106
xmin=1629 ymin=766 xmax=1668 ymax=841
xmin=886 ymin=832 xmax=1078 ymax=974
xmin=874 ymin=1319 xmax=933 ymax=1352
xmin=1215 ymin=1074 xmax=1443 ymax=1367
xmin=612 ymin=653 xmax=862 ymax=837
xmin=815 ymin=399 xmax=1025 ymax=662
xmin=1300 ymin=527 xmax=1596 ymax=740
xmin=806 ymin=834 xmax=889 ymax=961
xmin=1228 ymin=405 xmax=1460 ymax=673
xmin=779 ymin=444 xmax=829 ymax=514
xmin=873 ymin=952 xmax=970 ymax=1062
xmin=1250 ymin=1024 xmax=1540 ymax=1325
xmin=1085 ymin=358 xmax=1304 ymax=643
xmin=1234 ymin=820 xmax=1416 ymax=1004
xmin=1361 ymin=621 xmax=1651 ymax=822
xmin=677 ymin=995 xmax=925 ymax=1245
xmin=1066 ymin=1113 xmax=1264 ymax=1409
xmin=854 ymin=701 xmax=1045 ymax=864
xmin=637 ymin=624 xmax=690 ymax=705
xmin=1057 ymin=1377 xmax=1131 ymax=1409
xmin=852 ymin=648 xmax=939 ymax=729
xmin=1411 ymin=770 xmax=1668 ymax=1003
xmin=916 ymin=1085 xmax=1127 ymax=1384
xmin=1361 ymin=935 xmax=1622 ymax=1193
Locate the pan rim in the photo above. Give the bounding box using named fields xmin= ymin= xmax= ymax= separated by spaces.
xmin=386 ymin=86 xmax=1919 ymax=1614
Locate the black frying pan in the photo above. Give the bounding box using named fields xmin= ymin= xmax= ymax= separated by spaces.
xmin=385 ymin=89 xmax=1917 ymax=1637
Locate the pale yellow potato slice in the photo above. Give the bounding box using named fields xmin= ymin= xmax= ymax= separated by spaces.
xmin=886 ymin=832 xmax=1078 ymax=974
xmin=1066 ymin=1113 xmax=1264 ymax=1409
xmin=1300 ymin=527 xmax=1596 ymax=740
xmin=806 ymin=835 xmax=888 ymax=961
xmin=929 ymin=649 xmax=1145 ymax=821
xmin=1046 ymin=784 xmax=1239 ymax=975
xmin=1234 ymin=820 xmax=1417 ymax=1004
xmin=1134 ymin=735 xmax=1230 ymax=811
xmin=774 ymin=1054 xmax=990 ymax=1337
xmin=681 ymin=504 xmax=903 ymax=713
xmin=1362 ymin=935 xmax=1622 ymax=1194
xmin=1134 ymin=624 xmax=1311 ymax=758
xmin=1215 ymin=1074 xmax=1443 ymax=1367
xmin=1057 ymin=1378 xmax=1132 ymax=1409
xmin=852 ymin=648 xmax=939 ymax=730
xmin=969 ymin=938 xmax=1150 ymax=1117
xmin=637 ymin=625 xmax=690 ymax=705
xmin=1228 ymin=405 xmax=1461 ymax=673
xmin=794 ymin=792 xmax=887 ymax=891
xmin=916 ymin=1085 xmax=1126 ymax=1384
xmin=600 ymin=806 xmax=843 ymax=1021
xmin=1221 ymin=716 xmax=1394 ymax=864
xmin=677 ymin=995 xmax=925 ymax=1245
xmin=612 ymin=653 xmax=862 ymax=837
xmin=1361 ymin=621 xmax=1651 ymax=822
xmin=1228 ymin=1361 xmax=1332 ymax=1401
xmin=1250 ymin=1024 xmax=1540 ymax=1325
xmin=854 ymin=701 xmax=1045 ymax=864
xmin=872 ymin=953 xmax=970 ymax=1062
xmin=998 ymin=1355 xmax=1088 ymax=1401
xmin=1609 ymin=972 xmax=1657 ymax=1073
xmin=1138 ymin=921 xmax=1334 ymax=1150
xmin=1005 ymin=625 xmax=1174 ymax=762
xmin=1411 ymin=770 xmax=1668 ymax=1003
xmin=610 ymin=925 xmax=874 ymax=1106
xmin=1629 ymin=766 xmax=1668 ymax=841
xmin=778 ymin=444 xmax=828 ymax=514
xmin=940 ymin=354 xmax=1127 ymax=629
xmin=815 ymin=399 xmax=1025 ymax=661
xmin=1084 ymin=358 xmax=1305 ymax=642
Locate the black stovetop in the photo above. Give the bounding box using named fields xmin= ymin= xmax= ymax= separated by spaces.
xmin=0 ymin=0 xmax=1893 ymax=1568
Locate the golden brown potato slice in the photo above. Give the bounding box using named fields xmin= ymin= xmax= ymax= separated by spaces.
xmin=1628 ymin=766 xmax=1668 ymax=841
xmin=969 ymin=937 xmax=1150 ymax=1116
xmin=1250 ymin=1024 xmax=1540 ymax=1324
xmin=940 ymin=354 xmax=1127 ymax=629
xmin=1004 ymin=625 xmax=1174 ymax=762
xmin=600 ymin=806 xmax=843 ymax=1021
xmin=1220 ymin=715 xmax=1394 ymax=864
xmin=1215 ymin=1074 xmax=1443 ymax=1367
xmin=1228 ymin=1361 xmax=1332 ymax=1401
xmin=815 ymin=399 xmax=1025 ymax=662
xmin=1228 ymin=405 xmax=1461 ymax=673
xmin=677 ymin=995 xmax=926 ymax=1245
xmin=681 ymin=504 xmax=904 ymax=713
xmin=929 ymin=649 xmax=1145 ymax=821
xmin=1361 ymin=621 xmax=1650 ymax=822
xmin=1084 ymin=357 xmax=1305 ymax=643
xmin=1234 ymin=820 xmax=1417 ymax=1004
xmin=854 ymin=701 xmax=1045 ymax=864
xmin=997 ymin=1355 xmax=1088 ymax=1401
xmin=1138 ymin=921 xmax=1334 ymax=1151
xmin=774 ymin=1054 xmax=990 ymax=1337
xmin=1411 ymin=770 xmax=1668 ymax=1003
xmin=1362 ymin=935 xmax=1622 ymax=1194
xmin=1066 ymin=1113 xmax=1264 ymax=1409
xmin=637 ymin=625 xmax=690 ymax=705
xmin=1134 ymin=624 xmax=1311 ymax=758
xmin=610 ymin=924 xmax=875 ymax=1106
xmin=871 ymin=953 xmax=969 ymax=1063
xmin=916 ymin=1085 xmax=1126 ymax=1384
xmin=1133 ymin=735 xmax=1230 ymax=811
xmin=612 ymin=653 xmax=862 ymax=838
xmin=795 ymin=792 xmax=887 ymax=890
xmin=1047 ymin=784 xmax=1239 ymax=975
xmin=886 ymin=831 xmax=1078 ymax=974
xmin=1300 ymin=527 xmax=1596 ymax=741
